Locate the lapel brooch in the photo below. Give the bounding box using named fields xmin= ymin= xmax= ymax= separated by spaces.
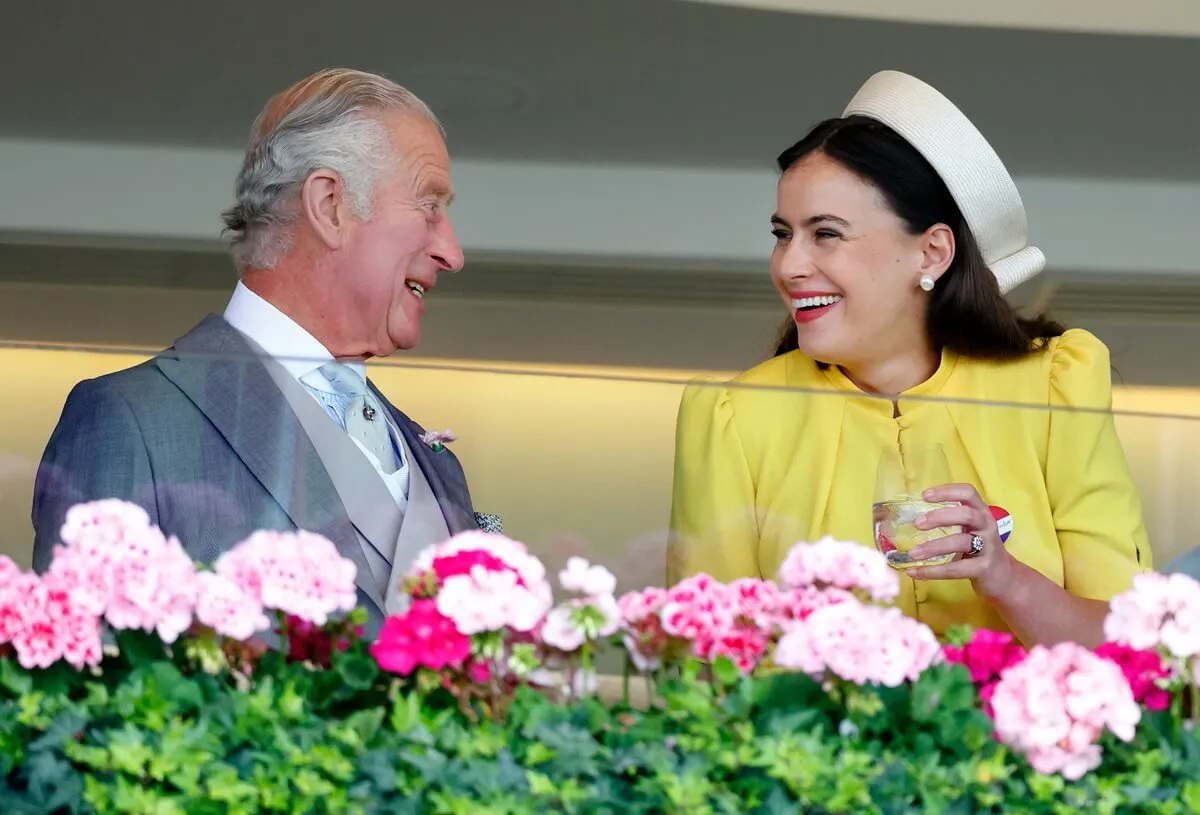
xmin=419 ymin=429 xmax=457 ymax=453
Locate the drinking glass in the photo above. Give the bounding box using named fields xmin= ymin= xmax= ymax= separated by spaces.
xmin=872 ymin=442 xmax=961 ymax=570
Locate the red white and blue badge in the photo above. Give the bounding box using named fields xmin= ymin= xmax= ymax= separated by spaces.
xmin=989 ymin=505 xmax=1013 ymax=544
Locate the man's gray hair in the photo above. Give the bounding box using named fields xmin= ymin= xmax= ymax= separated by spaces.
xmin=221 ymin=68 xmax=442 ymax=272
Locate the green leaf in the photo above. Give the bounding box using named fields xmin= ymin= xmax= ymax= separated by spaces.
xmin=335 ymin=651 xmax=381 ymax=692
xmin=346 ymin=706 xmax=386 ymax=746
xmin=399 ymin=748 xmax=448 ymax=783
xmin=711 ymin=656 xmax=741 ymax=687
xmin=389 ymin=691 xmax=422 ymax=734
xmin=942 ymin=624 xmax=976 ymax=647
xmin=114 ymin=630 xmax=169 ymax=668
xmin=1183 ymin=781 xmax=1200 ymax=812
xmin=148 ymin=662 xmax=204 ymax=714
xmin=28 ymin=710 xmax=88 ymax=753
xmin=23 ymin=750 xmax=85 ymax=812
xmin=0 ymin=658 xmax=33 ymax=696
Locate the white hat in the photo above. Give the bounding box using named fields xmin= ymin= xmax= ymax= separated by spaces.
xmin=842 ymin=70 xmax=1044 ymax=294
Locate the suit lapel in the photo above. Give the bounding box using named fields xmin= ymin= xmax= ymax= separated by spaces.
xmin=370 ymin=382 xmax=476 ymax=535
xmin=155 ymin=314 xmax=383 ymax=612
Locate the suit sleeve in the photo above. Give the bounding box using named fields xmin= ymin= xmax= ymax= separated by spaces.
xmin=1045 ymin=330 xmax=1152 ymax=600
xmin=31 ymin=379 xmax=157 ymax=572
xmin=667 ymin=380 xmax=760 ymax=586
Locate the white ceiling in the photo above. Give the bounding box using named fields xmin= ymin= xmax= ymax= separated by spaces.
xmin=3 ymin=0 xmax=1199 ymax=180
xmin=690 ymin=0 xmax=1200 ymax=39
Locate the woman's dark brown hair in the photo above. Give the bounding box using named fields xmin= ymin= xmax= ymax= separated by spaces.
xmin=772 ymin=115 xmax=1063 ymax=358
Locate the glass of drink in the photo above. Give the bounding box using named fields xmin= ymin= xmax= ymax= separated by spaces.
xmin=872 ymin=443 xmax=960 ymax=571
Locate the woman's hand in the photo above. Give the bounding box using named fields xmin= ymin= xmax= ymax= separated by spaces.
xmin=905 ymin=483 xmax=1015 ymax=601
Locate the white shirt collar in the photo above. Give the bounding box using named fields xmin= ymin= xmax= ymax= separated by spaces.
xmin=222 ymin=281 xmax=367 ymax=383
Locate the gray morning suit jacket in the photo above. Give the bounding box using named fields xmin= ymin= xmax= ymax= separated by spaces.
xmin=31 ymin=315 xmax=478 ymax=636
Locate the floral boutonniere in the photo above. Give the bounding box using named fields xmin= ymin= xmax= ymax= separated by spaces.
xmin=420 ymin=429 xmax=457 ymax=453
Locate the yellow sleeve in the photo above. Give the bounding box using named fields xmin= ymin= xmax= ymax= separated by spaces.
xmin=1045 ymin=329 xmax=1152 ymax=600
xmin=666 ymin=380 xmax=760 ymax=585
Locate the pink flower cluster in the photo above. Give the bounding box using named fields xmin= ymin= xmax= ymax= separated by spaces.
xmin=1094 ymin=642 xmax=1171 ymax=712
xmin=618 ymin=586 xmax=669 ymax=670
xmin=408 ymin=532 xmax=554 ymax=636
xmin=0 ymin=556 xmax=102 ymax=670
xmin=944 ymin=629 xmax=1028 ymax=715
xmin=3 ymin=500 xmax=363 ymax=671
xmin=774 ymin=603 xmax=941 ymax=687
xmin=371 ymin=599 xmax=472 ymax=676
xmin=627 ymin=574 xmax=770 ymax=673
xmin=1104 ymin=572 xmax=1200 ymax=661
xmin=212 ymin=530 xmax=358 ymax=628
xmin=373 ymin=532 xmax=559 ymax=678
xmin=45 ymin=500 xmax=197 ymax=642
xmin=990 ymin=642 xmax=1141 ymax=780
xmin=777 ymin=536 xmax=900 ymax=603
xmin=617 ymin=538 xmax=932 ymax=681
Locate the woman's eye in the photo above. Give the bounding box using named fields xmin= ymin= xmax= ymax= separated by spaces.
xmin=814 ymin=229 xmax=841 ymax=240
xmin=770 ymin=228 xmax=790 ymax=240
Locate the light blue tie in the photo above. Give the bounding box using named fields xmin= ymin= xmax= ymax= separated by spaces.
xmin=302 ymin=362 xmax=400 ymax=475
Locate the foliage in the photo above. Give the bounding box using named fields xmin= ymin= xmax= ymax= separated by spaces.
xmin=2 ymin=502 xmax=1199 ymax=812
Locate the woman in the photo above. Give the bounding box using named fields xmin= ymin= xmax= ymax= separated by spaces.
xmin=668 ymin=71 xmax=1150 ymax=648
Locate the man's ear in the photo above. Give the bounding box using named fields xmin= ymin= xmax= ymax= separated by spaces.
xmin=300 ymin=169 xmax=348 ymax=250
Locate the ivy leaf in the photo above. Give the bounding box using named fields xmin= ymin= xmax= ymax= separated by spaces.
xmin=335 ymin=651 xmax=380 ymax=692
xmin=28 ymin=710 xmax=88 ymax=754
xmin=711 ymin=656 xmax=741 ymax=688
xmin=0 ymin=658 xmax=32 ymax=696
xmin=114 ymin=630 xmax=169 ymax=668
xmin=399 ymin=748 xmax=448 ymax=783
xmin=149 ymin=662 xmax=204 ymax=715
xmin=346 ymin=707 xmax=386 ymax=747
xmin=389 ymin=692 xmax=422 ymax=735
xmin=23 ymin=751 xmax=84 ymax=813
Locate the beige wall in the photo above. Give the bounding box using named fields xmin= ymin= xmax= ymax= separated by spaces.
xmin=4 ymin=280 xmax=1200 ymax=587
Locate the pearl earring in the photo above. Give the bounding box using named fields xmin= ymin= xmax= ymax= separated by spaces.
xmin=919 ymin=274 xmax=935 ymax=292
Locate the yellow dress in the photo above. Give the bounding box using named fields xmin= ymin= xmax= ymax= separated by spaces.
xmin=667 ymin=328 xmax=1151 ymax=636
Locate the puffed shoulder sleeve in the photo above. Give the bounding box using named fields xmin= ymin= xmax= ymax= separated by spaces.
xmin=666 ymin=379 xmax=760 ymax=586
xmin=1045 ymin=329 xmax=1152 ymax=600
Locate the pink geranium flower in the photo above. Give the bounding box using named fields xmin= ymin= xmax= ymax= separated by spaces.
xmin=0 ymin=562 xmax=102 ymax=671
xmin=943 ymin=629 xmax=1028 ymax=715
xmin=409 ymin=532 xmax=555 ymax=636
xmin=215 ymin=530 xmax=357 ymax=627
xmin=777 ymin=536 xmax=899 ymax=603
xmin=774 ymin=602 xmax=941 ymax=687
xmin=1105 ymin=572 xmax=1200 ymax=661
xmin=45 ymin=499 xmax=198 ymax=643
xmin=371 ymin=599 xmax=471 ymax=676
xmin=1094 ymin=641 xmax=1172 ymax=712
xmin=192 ymin=572 xmax=270 ymax=642
xmin=990 ymin=642 xmax=1140 ymax=780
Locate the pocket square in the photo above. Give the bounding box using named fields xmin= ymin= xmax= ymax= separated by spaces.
xmin=474 ymin=512 xmax=503 ymax=534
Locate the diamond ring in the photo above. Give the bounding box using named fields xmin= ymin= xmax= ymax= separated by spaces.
xmin=969 ymin=534 xmax=985 ymax=556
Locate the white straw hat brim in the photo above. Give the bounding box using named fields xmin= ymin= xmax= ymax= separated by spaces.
xmin=842 ymin=71 xmax=1045 ymax=293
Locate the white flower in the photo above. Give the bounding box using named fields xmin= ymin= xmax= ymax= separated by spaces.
xmin=540 ymin=595 xmax=622 ymax=653
xmin=541 ymin=606 xmax=586 ymax=651
xmin=559 ymin=557 xmax=617 ymax=597
xmin=436 ymin=567 xmax=551 ymax=635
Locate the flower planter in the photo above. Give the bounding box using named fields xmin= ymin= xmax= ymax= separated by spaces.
xmin=1 ymin=501 xmax=1198 ymax=812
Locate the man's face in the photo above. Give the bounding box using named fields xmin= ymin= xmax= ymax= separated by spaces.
xmin=336 ymin=112 xmax=463 ymax=356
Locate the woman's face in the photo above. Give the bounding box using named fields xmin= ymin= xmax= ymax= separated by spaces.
xmin=769 ymin=152 xmax=950 ymax=372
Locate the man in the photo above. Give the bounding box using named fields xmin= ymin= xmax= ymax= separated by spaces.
xmin=31 ymin=68 xmax=478 ymax=635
